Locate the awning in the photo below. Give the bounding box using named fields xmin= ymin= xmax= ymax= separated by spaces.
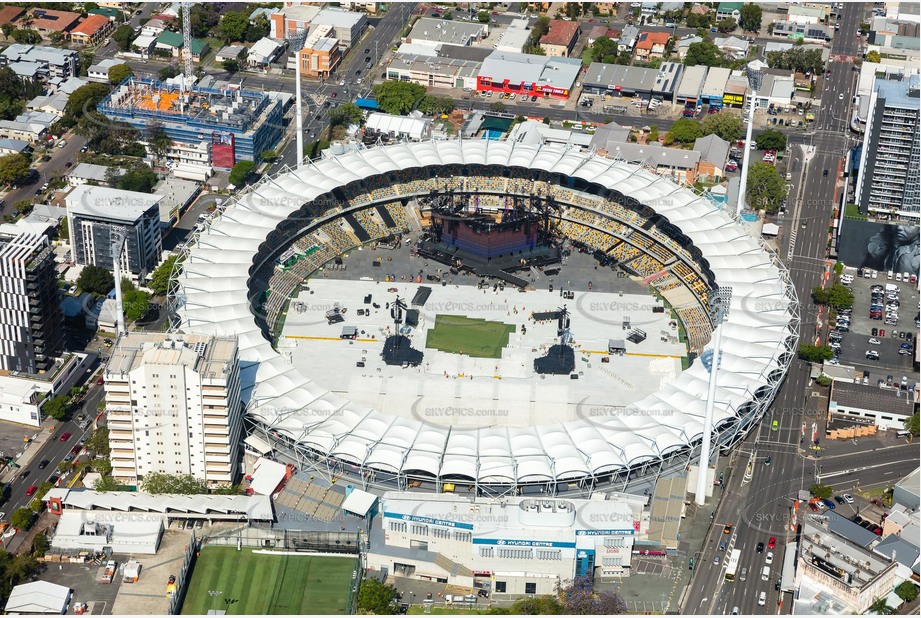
xmin=341 ymin=488 xmax=378 ymax=517
xmin=244 ymin=434 xmax=272 ymax=455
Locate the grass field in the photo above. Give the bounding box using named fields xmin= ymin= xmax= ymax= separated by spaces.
xmin=181 ymin=548 xmax=356 ymax=615
xmin=425 ymin=314 xmax=515 ymax=358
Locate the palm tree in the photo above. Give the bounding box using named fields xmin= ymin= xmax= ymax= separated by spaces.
xmin=868 ymin=597 xmax=893 ymax=615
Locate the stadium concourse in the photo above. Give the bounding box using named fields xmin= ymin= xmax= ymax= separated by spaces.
xmin=173 ymin=140 xmax=798 ymax=496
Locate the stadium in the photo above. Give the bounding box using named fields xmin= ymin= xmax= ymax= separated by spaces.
xmin=171 ymin=140 xmax=799 ymax=497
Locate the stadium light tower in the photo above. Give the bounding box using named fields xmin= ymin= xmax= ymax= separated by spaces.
xmin=111 ymin=227 xmax=129 ymax=338
xmin=288 ymin=27 xmax=309 ymax=171
xmin=695 ymin=286 xmax=732 ymax=506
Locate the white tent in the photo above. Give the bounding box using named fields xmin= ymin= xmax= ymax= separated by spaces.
xmin=5 ymin=581 xmax=70 ymax=614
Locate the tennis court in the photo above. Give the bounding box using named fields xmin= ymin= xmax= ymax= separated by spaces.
xmin=181 ymin=547 xmax=356 ymax=615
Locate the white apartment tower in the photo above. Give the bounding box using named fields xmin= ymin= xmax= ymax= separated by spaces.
xmin=104 ymin=333 xmax=242 ymax=486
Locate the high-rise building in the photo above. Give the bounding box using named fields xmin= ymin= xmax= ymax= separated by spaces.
xmin=104 ymin=333 xmax=242 ymax=486
xmin=65 ymin=185 xmax=163 ymax=281
xmin=0 ymin=232 xmax=64 ymax=374
xmin=856 ymin=74 xmax=921 ymax=220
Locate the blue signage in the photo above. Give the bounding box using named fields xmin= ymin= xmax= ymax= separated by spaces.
xmin=383 ymin=512 xmax=474 ymax=530
xmin=575 ymin=529 xmax=635 ymax=536
xmin=472 ymin=538 xmax=576 ymax=548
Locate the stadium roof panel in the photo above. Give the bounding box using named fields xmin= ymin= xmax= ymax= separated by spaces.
xmin=176 ymin=140 xmax=797 ymax=488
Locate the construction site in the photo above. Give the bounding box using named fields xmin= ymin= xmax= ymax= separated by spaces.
xmin=97 ymin=77 xmax=283 ymax=165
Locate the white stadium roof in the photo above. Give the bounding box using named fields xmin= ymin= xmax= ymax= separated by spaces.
xmin=175 ymin=140 xmax=797 ymax=487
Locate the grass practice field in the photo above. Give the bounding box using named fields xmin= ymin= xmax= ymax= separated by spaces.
xmin=182 ymin=547 xmax=355 ymax=615
xmin=425 ymin=314 xmax=515 ymax=358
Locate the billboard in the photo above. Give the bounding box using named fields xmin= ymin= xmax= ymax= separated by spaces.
xmin=838 ymin=219 xmax=920 ymax=276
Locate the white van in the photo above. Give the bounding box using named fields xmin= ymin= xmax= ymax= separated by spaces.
xmin=885 ymin=283 xmax=900 ymax=293
xmin=762 ymin=566 xmax=771 ymax=581
xmin=887 ymin=271 xmax=894 ymax=280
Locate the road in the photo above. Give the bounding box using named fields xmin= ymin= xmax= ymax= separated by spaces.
xmin=0 ymin=135 xmax=87 ymax=219
xmin=683 ymin=3 xmax=874 ymax=616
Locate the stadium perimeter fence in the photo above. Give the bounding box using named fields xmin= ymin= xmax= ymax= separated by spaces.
xmin=167 ymin=530 xmax=200 ymax=615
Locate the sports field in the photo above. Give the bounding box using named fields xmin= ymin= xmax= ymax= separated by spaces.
xmin=181 ymin=547 xmax=356 ymax=615
xmin=425 ymin=314 xmax=515 ymax=358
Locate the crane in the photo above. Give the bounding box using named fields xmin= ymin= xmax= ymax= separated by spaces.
xmin=181 ymin=1 xmax=192 ymax=91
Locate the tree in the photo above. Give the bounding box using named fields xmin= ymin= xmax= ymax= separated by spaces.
xmin=666 ymin=118 xmax=702 ymax=144
xmin=32 ymin=531 xmax=50 ymax=557
xmin=903 ymin=412 xmax=920 ymax=437
xmin=159 ymin=65 xmax=180 ymax=81
xmin=244 ymin=14 xmax=269 ymax=43
xmin=86 ymin=427 xmax=110 ymax=457
xmin=701 ymin=111 xmax=744 ymax=142
xmin=141 ymin=472 xmax=209 ymax=494
xmin=222 ymin=59 xmax=240 ymax=73
xmin=113 ymin=166 xmax=158 ymax=192
xmin=895 ymin=581 xmax=919 ymax=604
xmin=228 ymin=160 xmax=256 ymax=186
xmin=824 ymin=284 xmax=854 ymax=310
xmin=9 ymin=508 xmax=33 ymax=531
xmin=417 ymin=95 xmax=455 ymax=115
xmin=542 ymin=117 xmax=551 ymax=125
xmin=372 ymin=81 xmax=426 ymax=115
xmin=809 ymin=483 xmax=833 ymax=499
xmin=739 ymin=5 xmax=762 ymax=32
xmin=75 ymin=111 xmax=144 ymax=156
xmin=11 ymin=29 xmax=41 ymax=44
xmin=866 ymin=50 xmax=881 ymax=63
xmin=512 ymin=596 xmax=563 ymax=614
xmin=146 ymin=124 xmax=172 ymax=160
xmin=686 ymin=12 xmax=712 ymax=29
xmin=558 ymin=575 xmax=627 ymax=614
xmin=591 ymin=36 xmax=620 ymax=64
xmin=648 ymin=125 xmax=659 ymax=142
xmin=77 ymin=264 xmax=115 ymax=295
xmin=684 ymin=40 xmax=724 ymax=67
xmin=478 ymin=10 xmax=490 ymax=23
xmin=328 ymin=102 xmax=362 ymax=127
xmin=489 ymin=101 xmax=507 ymax=113
xmin=716 ymin=17 xmax=737 ymax=33
xmin=148 ymin=255 xmax=180 ymax=296
xmin=868 ymin=597 xmax=894 ymax=615
xmin=112 ymin=24 xmax=134 ymax=50
xmin=108 ymin=63 xmax=133 ymax=85
xmin=43 ymin=395 xmax=68 ymax=421
xmin=58 ymin=460 xmax=74 ymax=474
xmin=766 ymin=47 xmax=825 ymax=74
xmin=93 ymin=475 xmax=120 ymax=491
xmin=356 ymin=578 xmax=398 ymax=614
xmin=798 ymin=344 xmax=833 ymax=363
xmin=0 ymin=153 xmax=31 ymax=187
xmin=64 ymin=82 xmax=112 ymax=125
xmin=533 ymin=16 xmax=551 ymax=39
xmin=755 ymin=129 xmax=787 ymax=151
xmin=1 ymin=23 xmax=13 ymax=39
xmin=93 ymin=458 xmax=113 ymax=476
xmin=219 ymin=11 xmax=248 ymax=43
xmin=123 ymin=289 xmax=150 ymax=321
xmin=746 ymin=162 xmax=786 ymax=212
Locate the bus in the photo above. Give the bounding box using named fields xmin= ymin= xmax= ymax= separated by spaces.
xmin=725 ymin=549 xmax=742 ymax=582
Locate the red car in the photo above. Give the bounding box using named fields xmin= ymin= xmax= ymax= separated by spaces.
xmin=59 ymin=432 xmax=71 ymax=442
xmin=768 ymin=536 xmax=776 ymax=549
xmin=25 ymin=485 xmax=37 ymax=497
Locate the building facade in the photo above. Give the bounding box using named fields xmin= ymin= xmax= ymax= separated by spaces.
xmin=104 ymin=333 xmax=242 ymax=486
xmin=0 ymin=232 xmax=64 ymax=374
xmin=69 ymin=14 xmax=113 ymax=46
xmin=65 ymin=185 xmax=163 ymax=281
xmin=856 ymin=74 xmax=920 ymax=220
xmin=539 ymin=20 xmax=580 ymax=57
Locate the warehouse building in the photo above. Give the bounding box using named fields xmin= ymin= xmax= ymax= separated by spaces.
xmin=477 ymin=52 xmax=581 ymax=99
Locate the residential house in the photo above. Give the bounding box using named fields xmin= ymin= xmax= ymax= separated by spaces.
xmin=87 ymin=58 xmax=127 ymax=83
xmin=539 ymin=20 xmax=580 ymax=57
xmin=0 ymin=119 xmax=48 ymax=142
xmin=67 ymin=163 xmax=126 ymax=187
xmin=154 ymin=30 xmax=209 ymax=62
xmin=677 ymin=34 xmax=703 ymax=60
xmin=88 ymin=7 xmax=123 ymax=20
xmin=716 ymin=2 xmax=743 ymax=21
xmin=248 ymin=37 xmax=284 ymax=67
xmin=24 ymin=8 xmax=81 ymax=36
xmin=0 ymin=138 xmax=29 ymax=155
xmin=25 ymin=92 xmax=68 ymax=118
xmin=215 ymin=44 xmax=246 ymax=63
xmin=694 ymin=134 xmax=730 ymax=181
xmin=0 ymin=6 xmax=25 ymax=28
xmin=714 ymin=35 xmax=750 ymax=58
xmin=586 ymin=25 xmax=609 ymax=47
xmin=616 ymin=25 xmax=640 ymax=51
xmin=635 ymin=31 xmax=671 ymax=61
xmin=0 ymin=44 xmax=79 ymax=81
xmin=69 ymin=14 xmax=113 ymax=46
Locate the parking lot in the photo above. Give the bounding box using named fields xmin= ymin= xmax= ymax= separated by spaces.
xmin=826 ymin=270 xmax=918 ymax=387
xmin=38 ymin=560 xmax=124 ymax=615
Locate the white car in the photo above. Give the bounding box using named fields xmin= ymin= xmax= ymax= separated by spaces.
xmin=843 ymin=494 xmax=854 ymax=503
xmin=868 ymin=338 xmax=881 ymax=345
xmin=765 ymin=552 xmax=774 ymax=565
xmin=758 ymin=592 xmax=767 ymax=607
xmin=839 ymin=93 xmax=844 ymax=100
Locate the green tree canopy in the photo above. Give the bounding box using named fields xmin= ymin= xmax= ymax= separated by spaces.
xmin=356 ymin=579 xmax=398 ymax=614
xmin=739 ymin=5 xmax=762 ymax=32
xmin=108 ymin=63 xmax=133 ymax=85
xmin=93 ymin=475 xmax=120 ymax=491
xmin=219 ymin=11 xmax=248 ymax=43
xmin=32 ymin=531 xmax=50 ymax=556
xmin=64 ymin=82 xmax=112 ymax=125
xmin=86 ymin=426 xmax=110 ymax=457
xmin=112 ymin=165 xmax=158 ymax=193
xmin=112 ymin=24 xmax=134 ymax=50
xmin=77 ymin=264 xmax=115 ymax=295
xmin=533 ymin=16 xmax=551 ymax=39
xmin=746 ymin=162 xmax=786 ymax=212
xmin=868 ymin=598 xmax=893 ymax=615
xmin=122 ymin=289 xmax=150 ymax=322
xmin=42 ymin=395 xmax=68 ymax=421
xmin=229 ymin=160 xmax=256 ymax=186
xmin=766 ymin=47 xmax=825 ymax=74
xmin=140 ymin=472 xmax=209 ymax=494
xmin=798 ymin=344 xmax=833 ymax=363
xmin=222 ymin=59 xmax=239 ymax=73
xmin=701 ymin=111 xmax=744 ymax=142
xmin=511 ymin=596 xmax=562 ymax=614
xmin=478 ymin=10 xmax=490 ymax=23
xmin=11 ymin=29 xmax=41 ymax=44
xmin=159 ymin=65 xmax=181 ymax=81
xmin=866 ymin=50 xmax=881 ymax=63
xmin=809 ymin=483 xmax=833 ymax=499
xmin=903 ymin=412 xmax=920 ymax=437
xmin=489 ymin=101 xmax=507 ymax=113
xmin=328 ymin=102 xmax=362 ymax=127
xmin=895 ymin=581 xmax=918 ymax=604
xmin=75 ymin=111 xmax=144 ymax=157
xmin=9 ymin=508 xmax=33 ymax=531
xmin=0 ymin=153 xmax=31 ymax=187
xmin=372 ymin=81 xmax=426 ymax=115
xmin=417 ymin=95 xmax=454 ymax=115
xmin=666 ymin=118 xmax=702 ymax=144
xmin=755 ymin=129 xmax=787 ymax=151
xmin=245 ymin=14 xmax=269 ymax=42
xmin=684 ymin=40 xmax=725 ymax=67
xmin=716 ymin=17 xmax=737 ymax=33
xmin=149 ymin=255 xmax=180 ymax=297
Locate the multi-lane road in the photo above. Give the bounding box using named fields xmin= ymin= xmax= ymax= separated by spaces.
xmin=682 ymin=3 xmax=906 ymax=616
